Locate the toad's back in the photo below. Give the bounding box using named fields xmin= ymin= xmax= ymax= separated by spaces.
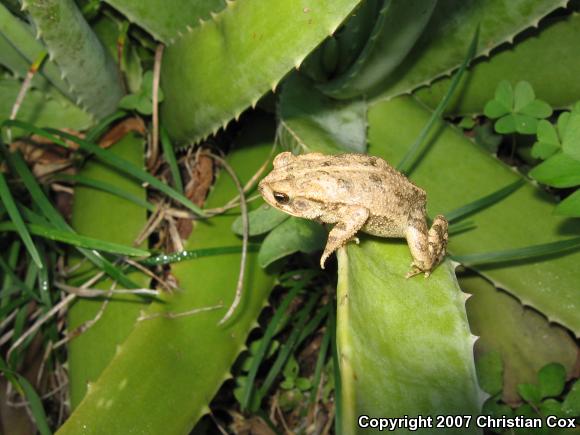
xmin=288 ymin=153 xmax=426 ymax=221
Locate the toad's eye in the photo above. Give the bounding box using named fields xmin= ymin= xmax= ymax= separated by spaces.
xmin=273 ymin=192 xmax=290 ymax=205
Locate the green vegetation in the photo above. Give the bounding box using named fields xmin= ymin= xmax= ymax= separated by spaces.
xmin=0 ymin=0 xmax=578 ymax=433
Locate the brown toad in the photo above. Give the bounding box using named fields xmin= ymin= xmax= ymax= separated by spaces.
xmin=258 ymin=152 xmax=448 ymax=277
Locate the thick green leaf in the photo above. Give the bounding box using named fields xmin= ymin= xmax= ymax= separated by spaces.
xmin=368 ymin=96 xmax=580 ymax=335
xmin=103 ymin=0 xmax=226 ymax=43
xmin=415 ymin=15 xmax=580 ymax=115
xmin=319 ymin=0 xmax=436 ymax=99
xmin=161 ymin=0 xmax=362 ymax=143
xmin=337 ymin=243 xmax=481 ymax=433
xmin=0 ymin=78 xmax=92 ymax=135
xmin=530 ymin=152 xmax=580 ymax=188
xmin=258 ymin=217 xmax=326 ymax=268
xmin=475 ymin=350 xmax=503 ymax=396
xmin=372 ymin=0 xmax=565 ymax=101
xmin=59 ymin=117 xmax=275 ymax=434
xmin=67 ymin=133 xmax=149 ymax=408
xmin=332 ymin=0 xmax=380 ymax=75
xmin=23 ymin=0 xmax=124 ymax=118
xmin=0 ymin=2 xmax=75 ymax=100
xmin=462 ymin=274 xmax=577 ymax=404
xmin=279 ymin=74 xmax=367 ymax=154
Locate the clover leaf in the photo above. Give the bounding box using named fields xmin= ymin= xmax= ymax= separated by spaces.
xmin=484 ymin=81 xmax=552 ymax=134
xmin=562 ymin=380 xmax=580 ymax=417
xmin=538 ymin=363 xmax=566 ymax=399
xmin=561 ymin=102 xmax=580 ymax=161
xmin=532 ymin=118 xmax=563 ymax=159
xmin=118 ymin=71 xmax=164 ymax=115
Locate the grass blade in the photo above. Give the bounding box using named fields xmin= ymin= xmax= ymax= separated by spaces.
xmin=448 ymin=220 xmax=477 ymax=236
xmin=240 ymin=283 xmax=303 ymax=411
xmin=1 ymin=144 xmax=140 ymax=288
xmin=1 ymin=241 xmax=21 ymax=306
xmin=451 ymin=237 xmax=580 ymax=266
xmin=329 ymin=299 xmax=342 ymax=435
xmin=140 ymin=245 xmax=260 ymax=266
xmin=46 ymin=127 xmax=203 ymax=216
xmin=0 ymin=222 xmax=149 ymax=256
xmin=445 ymin=179 xmax=525 ymax=222
xmin=55 ymin=174 xmax=156 ymax=212
xmin=310 ymin=316 xmax=331 ymax=405
xmin=0 ymin=256 xmax=40 ymax=301
xmin=0 ymin=357 xmax=51 ymax=435
xmin=0 ymin=170 xmax=42 ymax=268
xmin=254 ymin=292 xmax=320 ymax=409
xmin=2 ymin=120 xmax=205 ymax=216
xmin=160 ymin=126 xmax=184 ymax=194
xmin=397 ymin=26 xmax=479 ymax=174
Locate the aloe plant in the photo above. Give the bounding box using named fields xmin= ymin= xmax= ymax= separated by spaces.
xmin=1 ymin=0 xmax=580 ymax=433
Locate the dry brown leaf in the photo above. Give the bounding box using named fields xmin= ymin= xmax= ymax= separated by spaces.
xmin=98 ymin=117 xmax=146 ymax=149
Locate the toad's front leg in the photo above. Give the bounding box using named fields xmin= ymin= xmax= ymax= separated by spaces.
xmin=404 ymin=211 xmax=448 ymax=278
xmin=320 ymin=206 xmax=369 ymax=269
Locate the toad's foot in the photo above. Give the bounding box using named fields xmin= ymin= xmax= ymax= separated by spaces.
xmin=320 ymin=206 xmax=369 ymax=269
xmin=405 ymin=214 xmax=448 ymax=278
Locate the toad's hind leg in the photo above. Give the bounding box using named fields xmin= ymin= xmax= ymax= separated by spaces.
xmin=404 ymin=213 xmax=448 ymax=278
xmin=320 ymin=206 xmax=369 ymax=269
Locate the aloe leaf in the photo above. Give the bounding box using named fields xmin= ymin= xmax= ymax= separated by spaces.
xmin=372 ymin=0 xmax=566 ymax=102
xmin=103 ymin=0 xmax=225 ymax=43
xmin=161 ymin=0 xmax=362 ymax=143
xmin=0 ymin=31 xmax=50 ymax=91
xmin=22 ymin=0 xmax=124 ymax=118
xmin=0 ymin=78 xmax=92 ymax=134
xmin=415 ymin=15 xmax=580 ymax=114
xmin=58 ymin=119 xmax=275 ymax=434
xmin=0 ymin=2 xmax=75 ymax=100
xmin=279 ymin=74 xmax=367 ymax=154
xmin=333 ymin=0 xmax=381 ymax=75
xmin=66 ymin=132 xmax=150 ymax=408
xmin=368 ymin=96 xmax=580 ymax=335
xmin=461 ymin=274 xmax=577 ymax=404
xmin=337 ymin=243 xmax=481 ymax=433
xmin=319 ymin=0 xmax=437 ymax=99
